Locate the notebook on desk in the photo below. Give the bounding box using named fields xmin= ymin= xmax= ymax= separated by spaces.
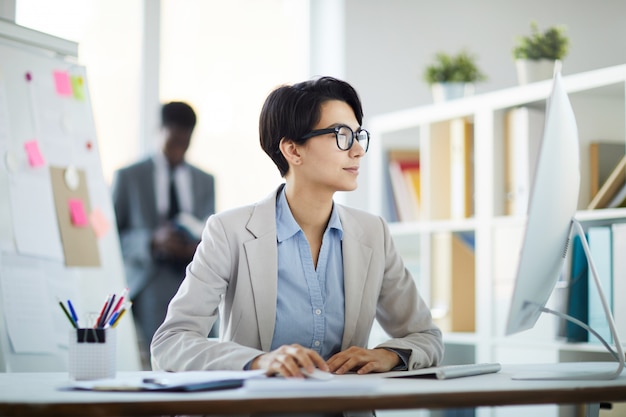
xmin=383 ymin=363 xmax=502 ymax=380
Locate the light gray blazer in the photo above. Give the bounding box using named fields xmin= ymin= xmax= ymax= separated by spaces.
xmin=151 ymin=185 xmax=443 ymax=372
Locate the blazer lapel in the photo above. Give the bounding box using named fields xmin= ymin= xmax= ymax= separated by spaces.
xmin=243 ymin=187 xmax=281 ymax=352
xmin=338 ymin=206 xmax=372 ymax=349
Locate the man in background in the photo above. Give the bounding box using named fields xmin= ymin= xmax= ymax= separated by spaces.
xmin=112 ymin=102 xmax=216 ymax=366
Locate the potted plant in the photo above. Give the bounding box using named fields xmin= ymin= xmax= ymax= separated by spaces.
xmin=423 ymin=49 xmax=487 ymax=103
xmin=512 ymin=22 xmax=569 ymax=85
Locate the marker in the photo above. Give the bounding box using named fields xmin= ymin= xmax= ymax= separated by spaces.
xmin=94 ymin=294 xmax=111 ymax=328
xmin=67 ymin=299 xmax=79 ymax=326
xmin=57 ymin=298 xmax=77 ymax=328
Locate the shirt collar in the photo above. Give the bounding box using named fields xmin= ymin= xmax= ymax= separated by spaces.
xmin=276 ymin=186 xmax=343 ymax=243
xmin=153 ymin=152 xmax=188 ymax=173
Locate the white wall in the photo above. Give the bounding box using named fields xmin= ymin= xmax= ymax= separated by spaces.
xmin=160 ymin=0 xmax=310 ymax=211
xmin=337 ymin=0 xmax=626 ymax=210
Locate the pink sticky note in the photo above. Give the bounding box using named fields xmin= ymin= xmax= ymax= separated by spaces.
xmin=24 ymin=140 xmax=45 ymax=167
xmin=53 ymin=70 xmax=73 ymax=96
xmin=89 ymin=208 xmax=110 ymax=238
xmin=68 ymin=199 xmax=88 ymax=227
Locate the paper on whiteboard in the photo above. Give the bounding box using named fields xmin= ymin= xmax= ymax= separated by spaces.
xmin=0 ymin=253 xmax=56 ymax=353
xmin=0 ymin=81 xmax=13 ymax=251
xmin=8 ymin=170 xmax=64 ymax=261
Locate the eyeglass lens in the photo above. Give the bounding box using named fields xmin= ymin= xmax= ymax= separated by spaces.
xmin=337 ymin=126 xmax=369 ymax=152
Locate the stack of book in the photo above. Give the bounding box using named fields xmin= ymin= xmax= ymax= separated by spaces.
xmin=563 ymin=223 xmax=626 ymax=344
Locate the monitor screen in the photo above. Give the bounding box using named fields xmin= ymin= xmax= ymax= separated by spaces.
xmin=505 ymin=73 xmax=580 ymax=336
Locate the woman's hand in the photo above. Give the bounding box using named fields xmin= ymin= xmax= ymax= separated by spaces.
xmin=327 ymin=347 xmax=400 ymax=375
xmin=250 ymin=344 xmax=329 ymax=378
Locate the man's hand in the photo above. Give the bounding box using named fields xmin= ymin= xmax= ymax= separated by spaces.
xmin=151 ymin=224 xmax=197 ymax=262
xmin=327 ymin=347 xmax=400 ymax=375
xmin=250 ymin=344 xmax=329 ymax=378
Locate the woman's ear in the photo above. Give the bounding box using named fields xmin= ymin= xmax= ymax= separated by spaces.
xmin=279 ymin=138 xmax=302 ymax=166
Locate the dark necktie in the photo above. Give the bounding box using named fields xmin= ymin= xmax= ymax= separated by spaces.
xmin=168 ymin=170 xmax=180 ymax=220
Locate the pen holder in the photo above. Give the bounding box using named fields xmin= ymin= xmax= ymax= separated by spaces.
xmin=68 ymin=328 xmax=116 ymax=380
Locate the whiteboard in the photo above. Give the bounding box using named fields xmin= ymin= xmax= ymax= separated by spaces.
xmin=0 ymin=21 xmax=141 ymax=372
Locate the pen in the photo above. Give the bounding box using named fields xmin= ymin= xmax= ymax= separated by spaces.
xmin=67 ymin=299 xmax=79 ymax=326
xmin=110 ymin=288 xmax=128 ymax=317
xmin=94 ymin=294 xmax=111 ymax=328
xmin=101 ymin=294 xmax=116 ymax=326
xmin=57 ymin=298 xmax=77 ymax=328
xmin=111 ymin=309 xmax=126 ymax=328
xmin=111 ymin=303 xmax=131 ymax=328
xmin=105 ymin=311 xmax=119 ymax=328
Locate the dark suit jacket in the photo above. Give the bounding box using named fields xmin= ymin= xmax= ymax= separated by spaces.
xmin=112 ymin=157 xmax=215 ymax=343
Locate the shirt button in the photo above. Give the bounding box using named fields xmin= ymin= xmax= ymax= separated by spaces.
xmin=315 ymin=309 xmax=322 ymax=315
xmin=314 ymin=341 xmax=321 ymax=347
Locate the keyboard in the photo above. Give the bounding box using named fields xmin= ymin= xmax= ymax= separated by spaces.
xmin=385 ymin=362 xmax=502 ymax=380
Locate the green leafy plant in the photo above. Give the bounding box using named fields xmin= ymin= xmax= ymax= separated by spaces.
xmin=512 ymin=22 xmax=569 ymax=60
xmin=423 ymin=50 xmax=487 ymax=85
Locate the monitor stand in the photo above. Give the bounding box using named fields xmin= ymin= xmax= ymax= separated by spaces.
xmin=512 ymin=219 xmax=625 ymax=380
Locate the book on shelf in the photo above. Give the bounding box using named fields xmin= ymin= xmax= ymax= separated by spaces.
xmin=565 ymin=234 xmax=589 ymax=342
xmin=503 ymin=106 xmax=544 ymax=216
xmin=587 ymin=226 xmax=613 ymax=345
xmin=587 ymin=154 xmax=626 ymax=209
xmin=449 ymin=118 xmax=474 ymax=219
xmin=428 ymin=121 xmax=451 ymax=220
xmin=430 ymin=231 xmax=475 ymax=333
xmin=589 ymin=141 xmax=625 ymax=200
xmin=606 ymin=182 xmax=626 ymax=208
xmin=427 ymin=118 xmax=473 ymax=220
xmin=387 ymin=150 xmax=420 ymax=222
xmin=611 ymin=223 xmax=626 ymax=342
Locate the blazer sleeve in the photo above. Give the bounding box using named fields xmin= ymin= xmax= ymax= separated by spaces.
xmin=372 ymin=216 xmax=444 ymax=369
xmin=150 ymin=212 xmax=264 ymax=372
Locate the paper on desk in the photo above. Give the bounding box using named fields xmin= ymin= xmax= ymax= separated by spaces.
xmin=243 ymin=375 xmax=381 ymax=393
xmin=70 ymin=370 xmax=266 ymax=392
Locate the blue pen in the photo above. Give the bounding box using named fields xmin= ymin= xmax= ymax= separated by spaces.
xmin=106 ymin=311 xmax=120 ymax=328
xmin=67 ymin=299 xmax=79 ymax=326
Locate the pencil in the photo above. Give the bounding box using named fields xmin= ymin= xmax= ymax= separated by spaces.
xmin=57 ymin=298 xmax=77 ymax=328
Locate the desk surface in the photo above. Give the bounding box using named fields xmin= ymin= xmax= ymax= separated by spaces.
xmin=1 ymin=363 xmax=626 ymax=416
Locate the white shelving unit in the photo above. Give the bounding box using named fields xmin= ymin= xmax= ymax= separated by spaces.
xmin=368 ymin=65 xmax=626 ymax=417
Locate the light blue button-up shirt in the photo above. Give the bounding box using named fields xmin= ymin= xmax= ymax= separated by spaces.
xmin=270 ymin=187 xmax=345 ymax=360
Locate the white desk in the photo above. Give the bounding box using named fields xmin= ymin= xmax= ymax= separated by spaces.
xmin=0 ymin=363 xmax=625 ymax=416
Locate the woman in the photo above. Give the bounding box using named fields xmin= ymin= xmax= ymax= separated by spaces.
xmin=151 ymin=76 xmax=443 ymax=379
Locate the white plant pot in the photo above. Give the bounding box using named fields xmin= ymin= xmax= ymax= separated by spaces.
xmin=431 ymin=82 xmax=475 ymax=104
xmin=515 ymin=59 xmax=562 ymax=85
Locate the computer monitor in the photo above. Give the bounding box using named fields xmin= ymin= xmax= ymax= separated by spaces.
xmin=504 ymin=73 xmax=624 ymax=380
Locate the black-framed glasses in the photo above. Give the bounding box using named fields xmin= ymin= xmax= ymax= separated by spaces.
xmin=300 ymin=124 xmax=370 ymax=152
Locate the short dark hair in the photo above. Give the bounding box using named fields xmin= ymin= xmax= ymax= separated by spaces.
xmin=259 ymin=76 xmax=364 ymax=177
xmin=161 ymin=101 xmax=197 ymax=130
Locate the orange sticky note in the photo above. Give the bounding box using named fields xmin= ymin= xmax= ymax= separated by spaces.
xmin=68 ymin=199 xmax=88 ymax=227
xmin=89 ymin=208 xmax=110 ymax=238
xmin=53 ymin=70 xmax=73 ymax=96
xmin=24 ymin=140 xmax=45 ymax=167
